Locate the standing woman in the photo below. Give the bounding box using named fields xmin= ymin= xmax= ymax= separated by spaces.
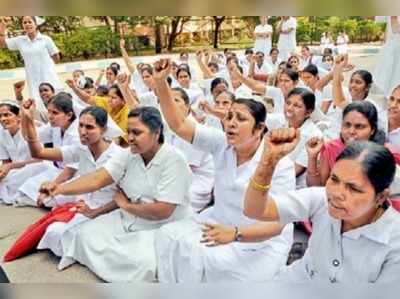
xmin=277 ymin=16 xmax=297 ymax=61
xmin=152 ymin=59 xmax=296 ymax=283
xmin=38 ymin=106 xmax=193 ymax=282
xmin=244 ymin=134 xmax=400 ymax=283
xmin=0 ymin=16 xmax=62 ymax=113
xmin=253 ymin=16 xmax=273 ymax=57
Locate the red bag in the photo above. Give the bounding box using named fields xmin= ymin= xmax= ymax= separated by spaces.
xmin=3 ymin=203 xmax=77 ymax=262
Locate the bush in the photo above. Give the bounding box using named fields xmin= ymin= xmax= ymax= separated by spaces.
xmin=0 ymin=49 xmax=22 ymax=69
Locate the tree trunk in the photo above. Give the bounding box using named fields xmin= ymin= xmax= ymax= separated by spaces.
xmin=167 ymin=17 xmax=181 ymax=52
xmin=213 ymin=16 xmax=225 ymax=49
xmin=155 ymin=22 xmax=163 ymax=54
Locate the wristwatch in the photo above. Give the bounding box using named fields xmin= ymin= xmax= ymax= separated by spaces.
xmin=234 ymin=226 xmax=243 ymax=242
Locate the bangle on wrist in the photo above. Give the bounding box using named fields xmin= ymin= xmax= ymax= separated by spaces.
xmin=250 ymin=176 xmax=270 ymax=192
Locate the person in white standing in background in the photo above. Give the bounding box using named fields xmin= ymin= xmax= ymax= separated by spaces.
xmin=0 ymin=16 xmax=62 ymax=114
xmin=336 ymin=31 xmax=349 ymax=54
xmin=277 ymin=16 xmax=297 ymax=61
xmin=253 ymin=16 xmax=273 ymax=57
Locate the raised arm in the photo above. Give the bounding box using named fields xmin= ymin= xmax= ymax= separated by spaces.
xmin=231 ymin=63 xmax=266 ymax=94
xmin=153 ymin=59 xmax=196 ymax=143
xmin=332 ymin=55 xmax=350 ymax=109
xmin=244 ymin=128 xmax=300 ymax=221
xmin=196 ymin=51 xmax=214 ymax=79
xmin=65 ymin=79 xmax=96 ymax=106
xmin=120 ymin=38 xmax=136 ymax=74
xmin=305 ymin=137 xmax=324 ymax=186
xmin=116 ymin=73 xmax=139 ymax=109
xmin=95 ymin=69 xmax=105 ymax=87
xmin=20 ymin=100 xmax=63 ymax=161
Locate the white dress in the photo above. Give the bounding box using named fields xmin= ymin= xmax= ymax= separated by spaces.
xmin=254 ymin=24 xmax=273 ymax=56
xmin=374 ymin=16 xmax=400 ymax=96
xmin=155 ymin=124 xmax=296 ymax=283
xmin=0 ymin=128 xmax=54 ymax=204
xmin=264 ymin=86 xmax=285 ymax=114
xmin=274 ymin=187 xmax=400 ymax=283
xmin=37 ymin=142 xmax=123 ymax=257
xmin=5 ymin=32 xmax=62 ymax=113
xmin=17 ymin=120 xmax=80 ymax=205
xmin=58 ymin=144 xmax=193 ymax=282
xmin=277 ymin=17 xmax=297 ymax=61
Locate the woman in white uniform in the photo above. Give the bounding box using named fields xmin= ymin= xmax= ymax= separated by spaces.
xmin=253 ymin=16 xmax=273 ymax=57
xmin=0 ymin=101 xmax=52 ymax=204
xmin=16 ymin=93 xmax=80 ymax=206
xmin=0 ymin=16 xmax=62 ymax=113
xmin=245 ymin=132 xmax=400 ymax=283
xmin=21 ymin=105 xmax=123 ymax=258
xmin=176 ymin=67 xmax=204 ymax=105
xmin=373 ymin=16 xmax=400 ymax=96
xmin=277 ymin=16 xmax=297 ymax=61
xmin=38 ymin=106 xmax=192 ymax=282
xmin=387 ymin=85 xmax=400 ymax=151
xmin=152 ymin=59 xmax=295 ymax=283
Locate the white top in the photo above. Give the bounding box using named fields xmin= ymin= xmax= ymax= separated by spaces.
xmin=277 ymin=17 xmax=297 ymax=51
xmin=6 ymin=32 xmax=62 ymax=112
xmin=37 ymin=119 xmax=80 ymax=169
xmin=234 ymin=83 xmax=253 ymax=99
xmin=265 ymin=57 xmax=282 ymax=73
xmin=254 ymin=24 xmax=273 ymax=55
xmin=61 ymin=142 xmax=123 ymax=208
xmin=265 ymin=86 xmax=285 ymax=114
xmin=254 ymin=61 xmax=273 ymax=77
xmin=0 ymin=129 xmax=31 ymax=162
xmin=388 ymin=127 xmax=400 ymax=152
xmin=182 ymin=84 xmax=205 ymax=106
xmin=103 ymin=144 xmax=192 ymax=225
xmin=137 ymin=91 xmax=159 ymax=109
xmin=275 ymin=187 xmax=400 ymax=283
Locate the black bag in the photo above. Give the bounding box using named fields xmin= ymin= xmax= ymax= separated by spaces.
xmin=0 ymin=265 xmax=9 ymax=283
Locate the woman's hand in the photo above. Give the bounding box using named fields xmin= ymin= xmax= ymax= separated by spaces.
xmin=153 ymin=59 xmax=172 ymax=82
xmin=116 ymin=73 xmax=131 ymax=89
xmin=0 ymin=163 xmax=11 ymax=181
xmin=113 ymin=189 xmax=130 ymax=210
xmin=74 ymin=200 xmax=98 ymax=219
xmin=200 ymin=223 xmax=236 ymax=247
xmin=306 ymin=137 xmax=324 ymax=158
xmin=65 ymin=78 xmax=76 ymax=89
xmin=262 ymin=128 xmax=300 ymax=162
xmin=20 ymin=99 xmax=36 ymax=122
xmin=38 ymin=181 xmax=60 ymax=206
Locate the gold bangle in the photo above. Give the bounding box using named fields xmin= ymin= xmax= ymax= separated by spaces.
xmin=250 ymin=177 xmax=270 ymax=192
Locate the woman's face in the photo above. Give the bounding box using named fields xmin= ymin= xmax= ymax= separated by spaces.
xmin=326 ymin=159 xmax=378 ymax=223
xmin=141 ymin=70 xmax=155 ymax=89
xmin=388 ymin=88 xmax=400 ymax=123
xmin=106 ymin=68 xmax=117 ymax=83
xmin=212 ymin=83 xmax=228 ymax=99
xmin=288 ymin=57 xmax=300 ymax=70
xmin=78 ymin=113 xmax=104 ymax=146
xmin=39 ymin=85 xmax=54 ymax=106
xmin=47 ymin=104 xmax=73 ymax=128
xmin=301 ymin=72 xmax=318 ymax=90
xmin=270 ymin=50 xmax=279 ymax=62
xmin=22 ymin=16 xmax=37 ymax=35
xmin=0 ymin=105 xmax=20 ymax=133
xmin=349 ymin=73 xmax=368 ymax=100
xmin=278 ymin=73 xmax=296 ymax=97
xmin=172 ymin=90 xmax=189 ymax=116
xmin=215 ymin=93 xmax=233 ymax=111
xmin=300 ymin=47 xmax=310 ymax=58
xmin=284 ymin=94 xmax=310 ymax=128
xmin=341 ymin=110 xmax=374 ymax=145
xmin=177 ymin=71 xmax=190 ymax=89
xmin=107 ymin=88 xmax=125 ymax=111
xmin=222 ymin=103 xmax=261 ymax=148
xmin=127 ymin=117 xmax=160 ymax=155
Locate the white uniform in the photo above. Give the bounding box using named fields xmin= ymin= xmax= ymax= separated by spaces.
xmin=336 ymin=35 xmax=349 ymax=54
xmin=167 ymin=132 xmax=215 ymax=212
xmin=0 ymin=128 xmax=53 ymax=204
xmin=17 ymin=120 xmax=80 ymax=205
xmin=274 ymin=187 xmax=400 ymax=283
xmin=58 ymin=144 xmax=192 ymax=282
xmin=373 ymin=16 xmax=400 ymax=96
xmin=254 ymin=24 xmax=273 ymax=56
xmin=254 ymin=61 xmax=273 ymax=81
xmin=264 ymin=86 xmax=285 ymax=114
xmin=5 ymin=32 xmax=62 ymax=113
xmin=155 ymin=124 xmax=296 ymax=283
xmin=277 ymin=18 xmax=297 ymax=61
xmin=37 ymin=142 xmax=123 ymax=258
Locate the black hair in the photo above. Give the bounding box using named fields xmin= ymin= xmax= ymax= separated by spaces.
xmin=351 ymin=70 xmax=373 ymax=98
xmin=302 ymin=64 xmax=319 ymax=77
xmin=128 ymin=106 xmax=164 ymax=143
xmin=109 ymin=62 xmax=121 ymax=71
xmin=323 ymin=48 xmax=333 ymax=55
xmin=270 ymin=47 xmax=279 ymax=55
xmin=96 ymin=85 xmax=109 ymax=97
xmin=280 ymin=68 xmax=299 ymax=82
xmin=207 ymin=62 xmax=219 ymax=72
xmin=83 ymin=77 xmax=94 ymax=89
xmin=140 ymin=66 xmax=153 ymax=76
xmin=226 ymin=56 xmax=239 ymax=66
xmin=322 ymin=54 xmax=334 ymax=62
xmin=39 ymin=82 xmax=55 ymax=93
xmin=287 ymin=87 xmax=315 ymax=112
xmin=171 ymin=87 xmax=190 ymax=106
xmin=109 ymin=84 xmax=124 ymax=100
xmin=232 ymin=98 xmax=266 ymax=133
xmin=301 ymin=45 xmax=310 ymax=51
xmin=107 ymin=66 xmax=119 ymax=77
xmin=21 ymin=16 xmax=37 ymax=27
xmin=342 ymin=101 xmax=386 ymax=145
xmin=73 ymin=69 xmax=85 ymax=76
xmin=255 ymin=51 xmax=265 ymax=57
xmin=176 ymin=67 xmax=192 ymax=79
xmin=245 ymin=48 xmax=254 ymax=55
xmin=288 ymin=55 xmax=300 ymax=63
xmin=336 ymin=141 xmax=396 ymax=194
xmin=79 ymin=106 xmax=108 ymax=129
xmin=210 ymin=77 xmax=229 ymax=94
xmin=216 ymin=91 xmax=236 ymax=102
xmin=49 ymin=92 xmax=76 ymax=123
xmin=0 ymin=103 xmax=19 ymax=115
